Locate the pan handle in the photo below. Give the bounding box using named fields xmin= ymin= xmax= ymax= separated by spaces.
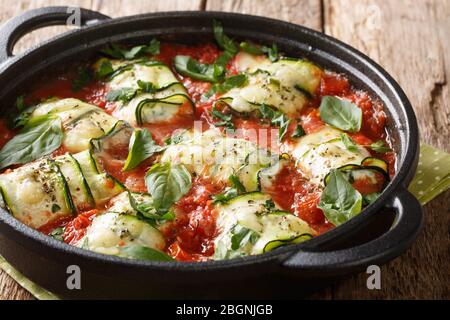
xmin=281 ymin=188 xmax=423 ymax=274
xmin=0 ymin=6 xmax=110 ymax=62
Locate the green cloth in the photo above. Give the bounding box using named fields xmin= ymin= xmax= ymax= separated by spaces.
xmin=1 ymin=143 xmax=449 ymax=300
xmin=408 ymin=144 xmax=450 ymax=205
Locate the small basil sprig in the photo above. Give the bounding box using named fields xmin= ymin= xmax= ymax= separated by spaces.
xmin=369 ymin=140 xmax=392 ymax=153
xmin=128 ymin=192 xmax=174 ymax=225
xmin=340 ymin=133 xmax=359 ymax=152
xmin=318 ymin=169 xmax=363 ymax=226
xmin=213 ymin=19 xmax=238 ymax=54
xmin=230 ymin=224 xmax=260 ymax=250
xmin=10 ymin=97 xmax=35 ymax=129
xmin=259 ymin=104 xmax=290 ymax=141
xmin=15 ymin=95 xmax=26 ymax=111
xmin=174 ymin=55 xmax=221 ymax=82
xmin=96 ymin=59 xmax=114 ymax=78
xmin=119 ymin=245 xmax=174 ymax=261
xmin=106 ymin=80 xmax=159 ymax=103
xmin=106 ymin=87 xmax=137 ymax=103
xmin=49 ymin=227 xmax=64 ymax=242
xmin=0 ymin=115 xmax=63 ymax=170
xmin=71 ymin=66 xmax=92 ymax=92
xmin=212 ymin=174 xmax=246 ymax=204
xmin=319 ymin=96 xmax=362 ymax=132
xmin=101 ymin=39 xmax=160 ymax=60
xmin=240 ymin=41 xmax=279 ymax=62
xmin=341 ymin=133 xmax=392 ymax=154
xmin=173 ymin=20 xmax=238 ymax=83
xmin=205 ymin=74 xmax=247 ymax=98
xmin=292 ymin=123 xmax=306 ymax=138
xmin=123 ymin=128 xmax=166 ymax=171
xmin=210 ymin=106 xmax=235 ymax=130
xmin=145 ymin=162 xmax=192 ymax=212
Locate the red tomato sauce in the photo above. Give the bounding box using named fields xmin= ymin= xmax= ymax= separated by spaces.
xmin=0 ymin=120 xmax=15 ymax=149
xmin=16 ymin=42 xmax=395 ymax=261
xmin=162 ymin=177 xmax=224 ymax=261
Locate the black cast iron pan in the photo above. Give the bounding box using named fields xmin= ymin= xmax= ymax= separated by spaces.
xmin=0 ymin=7 xmax=423 ymax=299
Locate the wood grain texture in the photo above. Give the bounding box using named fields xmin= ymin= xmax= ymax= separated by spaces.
xmin=0 ymin=0 xmax=204 ymax=55
xmin=0 ymin=0 xmax=203 ymax=300
xmin=206 ymin=0 xmax=322 ymax=30
xmin=322 ymin=0 xmax=450 ymax=299
xmin=0 ymin=0 xmax=449 ymax=300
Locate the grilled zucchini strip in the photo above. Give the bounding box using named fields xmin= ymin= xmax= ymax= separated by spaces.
xmin=95 ymin=58 xmax=194 ymax=125
xmin=0 ymin=158 xmax=74 ymax=228
xmin=30 ymin=98 xmax=119 ymax=153
xmin=160 ymin=128 xmax=276 ymax=191
xmin=219 ymin=52 xmax=323 ymax=116
xmin=213 ymin=192 xmax=315 ymax=260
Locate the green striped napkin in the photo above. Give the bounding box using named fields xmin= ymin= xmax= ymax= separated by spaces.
xmin=1 ymin=143 xmax=449 ymax=300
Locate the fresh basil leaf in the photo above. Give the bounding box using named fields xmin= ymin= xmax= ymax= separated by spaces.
xmin=11 ymin=105 xmax=36 ymax=129
xmin=106 ymin=87 xmax=137 ymax=103
xmin=212 ymin=174 xmax=246 ymax=204
xmin=263 ymin=43 xmax=279 ymax=62
xmin=145 ymin=162 xmax=192 ymax=212
xmin=340 ymin=133 xmax=359 ymax=152
xmin=210 ymin=106 xmax=235 ymax=130
xmin=96 ymin=59 xmax=114 ymax=78
xmin=51 ymin=204 xmax=61 ymax=213
xmin=72 ymin=66 xmax=92 ymax=92
xmin=319 ymin=96 xmax=362 ymax=132
xmin=123 ymin=128 xmax=166 ymax=171
xmin=272 ymin=113 xmax=290 ymax=141
xmin=174 ymin=21 xmax=238 ymax=83
xmin=120 ymin=245 xmax=174 ymax=261
xmin=213 ymin=20 xmax=238 ymax=54
xmin=229 ymin=174 xmax=246 ymax=193
xmin=263 ymin=199 xmax=276 ymax=211
xmin=259 ymin=104 xmax=275 ymax=119
xmin=145 ymin=38 xmax=161 ymax=55
xmin=127 ymin=192 xmax=174 ymax=225
xmin=231 ymin=224 xmax=260 ymax=250
xmin=49 ymin=227 xmax=64 ymax=242
xmin=165 ymin=130 xmax=186 ymax=146
xmin=174 ymin=55 xmax=219 ymax=82
xmin=292 ymin=123 xmax=306 ymax=138
xmin=363 ymin=192 xmax=380 ymax=206
xmin=369 ymin=140 xmax=392 ymax=153
xmin=137 ymin=80 xmax=158 ymax=93
xmin=318 ymin=169 xmax=363 ymax=226
xmin=101 ymin=39 xmax=160 ymax=60
xmin=258 ymin=104 xmax=290 ymax=141
xmin=0 ymin=115 xmax=63 ymax=169
xmin=212 ymin=188 xmax=239 ymax=204
xmin=240 ymin=42 xmax=264 ymax=55
xmin=206 ymin=74 xmax=247 ymax=97
xmin=15 ymin=96 xmax=26 ymax=111
xmin=240 ymin=41 xmax=279 ymax=62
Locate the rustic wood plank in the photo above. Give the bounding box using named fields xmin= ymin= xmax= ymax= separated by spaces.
xmin=0 ymin=271 xmax=33 ymax=300
xmin=0 ymin=0 xmax=204 ymax=300
xmin=0 ymin=0 xmax=204 ymax=55
xmin=205 ymin=0 xmax=322 ymax=31
xmin=1 ymin=0 xmax=449 ymax=300
xmin=323 ymin=0 xmax=450 ymax=299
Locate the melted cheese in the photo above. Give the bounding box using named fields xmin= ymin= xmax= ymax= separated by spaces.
xmin=0 ymin=158 xmax=72 ymax=228
xmin=160 ymin=129 xmax=275 ymax=191
xmin=78 ymin=211 xmax=165 ymax=256
xmin=213 ymin=193 xmax=315 ymax=259
xmin=31 ymin=98 xmax=118 ymax=153
xmin=291 ymin=126 xmax=370 ymax=185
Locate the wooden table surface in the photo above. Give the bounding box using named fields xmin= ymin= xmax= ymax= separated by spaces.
xmin=0 ymin=0 xmax=448 ymax=300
